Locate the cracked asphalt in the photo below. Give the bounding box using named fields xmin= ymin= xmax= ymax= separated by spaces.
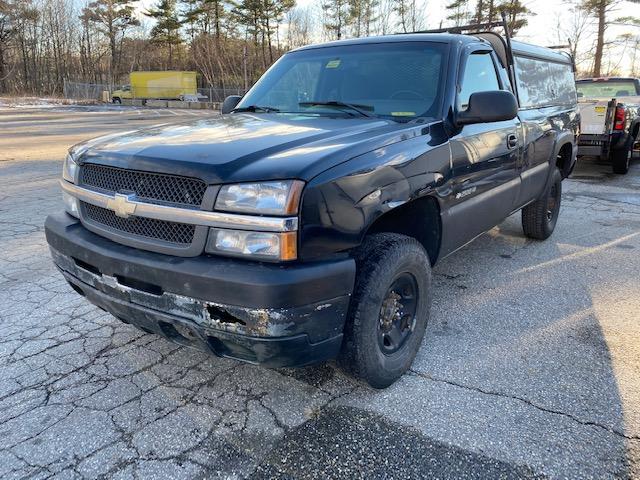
xmin=1 ymin=104 xmax=639 ymax=479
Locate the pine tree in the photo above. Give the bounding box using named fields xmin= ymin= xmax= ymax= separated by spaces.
xmin=581 ymin=0 xmax=640 ymax=76
xmin=261 ymin=0 xmax=295 ymax=61
xmin=322 ymin=0 xmax=350 ymax=39
xmin=201 ymin=0 xmax=227 ymax=37
xmin=470 ymin=0 xmax=531 ymax=35
xmin=499 ymin=0 xmax=532 ymax=35
xmin=145 ymin=0 xmax=183 ymax=68
xmin=349 ymin=0 xmax=379 ymax=37
xmin=80 ymin=0 xmax=140 ymax=85
xmin=445 ymin=0 xmax=469 ymax=27
xmin=181 ymin=0 xmax=203 ymax=41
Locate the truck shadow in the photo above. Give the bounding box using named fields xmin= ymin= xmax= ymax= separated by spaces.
xmin=405 ymin=195 xmax=638 ymax=476
xmin=570 ymin=152 xmax=640 ymax=183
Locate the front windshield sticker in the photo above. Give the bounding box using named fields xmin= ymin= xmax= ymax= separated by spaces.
xmin=326 ymin=59 xmax=341 ymax=69
xmin=391 ymin=111 xmax=416 ymax=116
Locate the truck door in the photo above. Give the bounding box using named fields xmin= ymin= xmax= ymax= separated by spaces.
xmin=441 ymin=48 xmax=521 ymax=255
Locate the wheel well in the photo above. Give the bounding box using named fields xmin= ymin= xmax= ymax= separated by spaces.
xmin=365 ymin=196 xmax=441 ymax=265
xmin=556 ymin=143 xmax=573 ymax=178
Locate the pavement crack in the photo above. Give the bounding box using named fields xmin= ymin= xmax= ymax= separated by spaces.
xmin=409 ymin=370 xmax=640 ymax=442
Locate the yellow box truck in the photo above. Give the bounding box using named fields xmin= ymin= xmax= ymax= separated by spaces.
xmin=111 ymin=71 xmax=199 ymax=103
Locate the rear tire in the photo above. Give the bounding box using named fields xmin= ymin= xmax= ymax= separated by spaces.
xmin=522 ymin=167 xmax=562 ymax=240
xmin=339 ymin=233 xmax=432 ymax=389
xmin=112 ymin=97 xmax=121 ymax=104
xmin=611 ymin=137 xmax=632 ymax=174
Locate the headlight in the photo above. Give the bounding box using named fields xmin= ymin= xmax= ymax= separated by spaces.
xmin=62 ymin=191 xmax=80 ymax=218
xmin=215 ymin=180 xmax=304 ymax=215
xmin=206 ymin=228 xmax=297 ymax=261
xmin=62 ymin=152 xmax=78 ymax=184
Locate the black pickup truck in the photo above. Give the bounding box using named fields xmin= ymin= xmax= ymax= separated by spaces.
xmin=45 ymin=30 xmax=579 ymax=388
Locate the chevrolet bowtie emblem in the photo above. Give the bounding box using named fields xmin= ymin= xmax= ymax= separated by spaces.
xmin=107 ymin=193 xmax=137 ymax=218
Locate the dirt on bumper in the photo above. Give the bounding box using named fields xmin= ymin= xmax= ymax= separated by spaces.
xmin=50 ymin=247 xmax=349 ymax=367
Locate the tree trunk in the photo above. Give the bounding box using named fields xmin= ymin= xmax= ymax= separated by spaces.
xmin=109 ymin=22 xmax=117 ymax=87
xmin=0 ymin=43 xmax=5 ymax=93
xmin=593 ymin=0 xmax=605 ymax=77
xmin=475 ymin=0 xmax=484 ymax=24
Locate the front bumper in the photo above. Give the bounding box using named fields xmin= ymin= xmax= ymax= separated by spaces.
xmin=45 ymin=213 xmax=356 ymax=367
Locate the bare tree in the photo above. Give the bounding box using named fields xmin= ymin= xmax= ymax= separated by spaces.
xmin=285 ymin=6 xmax=312 ymax=47
xmin=446 ymin=0 xmax=470 ymax=27
xmin=555 ymin=1 xmax=590 ymax=72
xmin=0 ymin=0 xmax=18 ymax=92
xmin=394 ymin=0 xmax=424 ymax=33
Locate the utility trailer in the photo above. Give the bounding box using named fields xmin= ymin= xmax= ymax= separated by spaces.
xmin=576 ymin=77 xmax=640 ymax=174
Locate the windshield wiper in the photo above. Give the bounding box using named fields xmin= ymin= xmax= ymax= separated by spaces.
xmin=299 ymin=101 xmax=375 ymax=118
xmin=232 ymin=105 xmax=280 ymax=113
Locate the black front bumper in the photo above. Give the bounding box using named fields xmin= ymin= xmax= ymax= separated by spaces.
xmin=45 ymin=213 xmax=356 ymax=367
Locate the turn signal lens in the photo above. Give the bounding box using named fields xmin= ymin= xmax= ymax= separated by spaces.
xmin=62 ymin=191 xmax=80 ymax=218
xmin=206 ymin=228 xmax=297 ymax=261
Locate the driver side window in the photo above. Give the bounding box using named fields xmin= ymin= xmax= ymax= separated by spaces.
xmin=459 ymin=52 xmax=500 ymax=110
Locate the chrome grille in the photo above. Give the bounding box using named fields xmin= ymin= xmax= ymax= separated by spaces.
xmin=79 ymin=164 xmax=207 ymax=207
xmin=82 ymin=202 xmax=196 ymax=245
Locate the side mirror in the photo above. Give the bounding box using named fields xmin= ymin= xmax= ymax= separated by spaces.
xmin=456 ymin=90 xmax=518 ymax=126
xmin=222 ymin=95 xmax=242 ymax=114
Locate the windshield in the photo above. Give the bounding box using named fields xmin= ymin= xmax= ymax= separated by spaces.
xmin=576 ymin=80 xmax=639 ymax=98
xmin=237 ymin=42 xmax=448 ymax=121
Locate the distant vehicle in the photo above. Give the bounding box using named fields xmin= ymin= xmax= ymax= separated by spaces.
xmin=576 ymin=77 xmax=640 ymax=174
xmin=47 ymin=23 xmax=578 ymax=388
xmin=111 ymin=71 xmax=201 ymax=103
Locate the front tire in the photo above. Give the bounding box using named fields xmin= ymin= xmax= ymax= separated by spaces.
xmin=611 ymin=138 xmax=633 ymax=174
xmin=522 ymin=166 xmax=562 ymax=240
xmin=339 ymin=233 xmax=432 ymax=389
xmin=112 ymin=97 xmax=121 ymax=104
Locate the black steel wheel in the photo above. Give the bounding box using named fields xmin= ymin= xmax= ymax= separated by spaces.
xmin=339 ymin=233 xmax=432 ymax=389
xmin=377 ymin=273 xmax=419 ymax=355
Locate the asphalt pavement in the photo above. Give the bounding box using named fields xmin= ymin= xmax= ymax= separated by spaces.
xmin=0 ymin=104 xmax=639 ymax=479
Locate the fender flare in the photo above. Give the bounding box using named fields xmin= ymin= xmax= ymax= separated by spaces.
xmin=549 ymin=131 xmax=576 ymax=180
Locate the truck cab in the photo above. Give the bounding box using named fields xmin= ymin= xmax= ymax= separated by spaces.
xmin=111 ymin=85 xmax=132 ymax=103
xmin=46 ymin=30 xmax=578 ymax=388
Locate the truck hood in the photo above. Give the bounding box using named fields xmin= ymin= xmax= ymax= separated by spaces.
xmin=76 ymin=113 xmax=430 ymax=184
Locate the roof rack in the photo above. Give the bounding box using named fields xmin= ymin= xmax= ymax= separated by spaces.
xmin=410 ymin=21 xmax=506 ymax=35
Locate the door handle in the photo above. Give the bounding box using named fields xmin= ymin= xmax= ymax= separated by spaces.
xmin=507 ymin=134 xmax=518 ymax=149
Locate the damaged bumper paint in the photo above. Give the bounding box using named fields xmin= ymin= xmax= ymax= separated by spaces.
xmin=45 ymin=213 xmax=355 ymax=367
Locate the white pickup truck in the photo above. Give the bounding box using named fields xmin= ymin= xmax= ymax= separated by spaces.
xmin=576 ymin=77 xmax=640 ymax=174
